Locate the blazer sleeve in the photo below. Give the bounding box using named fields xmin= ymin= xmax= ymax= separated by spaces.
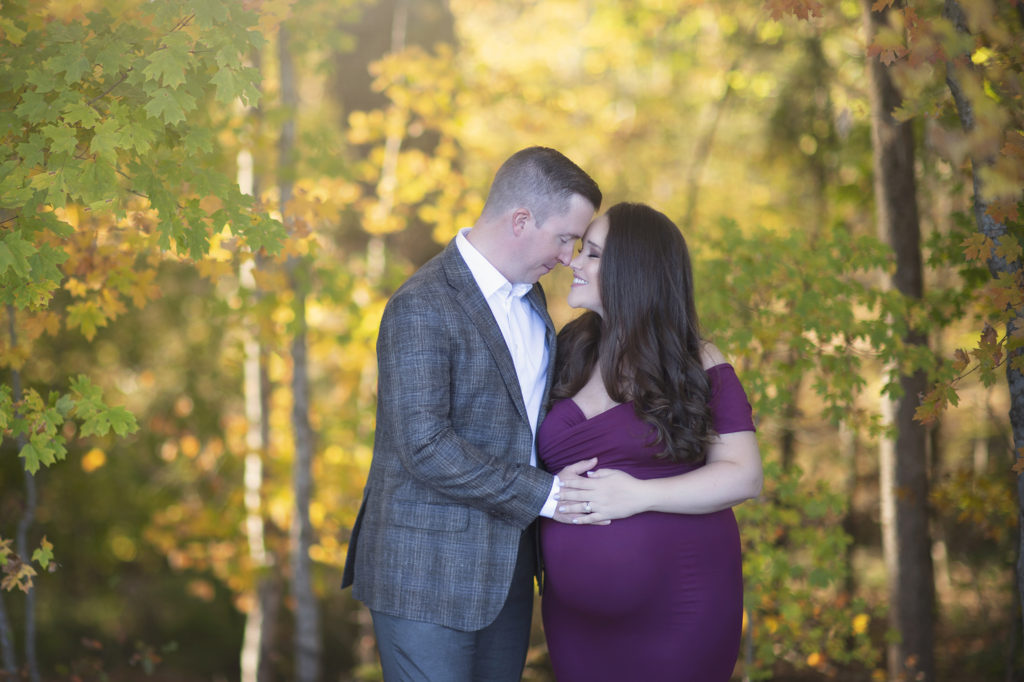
xmin=376 ymin=287 xmax=553 ymax=528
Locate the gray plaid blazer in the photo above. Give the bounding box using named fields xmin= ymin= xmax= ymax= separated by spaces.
xmin=342 ymin=239 xmax=557 ymax=631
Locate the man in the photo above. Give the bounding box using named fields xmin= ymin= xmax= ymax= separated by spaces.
xmin=342 ymin=146 xmax=602 ymax=681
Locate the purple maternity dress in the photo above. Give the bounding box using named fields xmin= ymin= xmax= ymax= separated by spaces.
xmin=538 ymin=364 xmax=756 ymax=682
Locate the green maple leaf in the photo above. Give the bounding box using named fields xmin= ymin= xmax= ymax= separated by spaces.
xmin=32 ymin=537 xmax=54 ymax=570
xmin=14 ymin=91 xmax=51 ymax=124
xmin=171 ymin=85 xmax=198 ymax=115
xmin=55 ymin=393 xmax=75 ymax=417
xmin=107 ymin=406 xmax=139 ymax=436
xmin=25 ymin=68 xmax=59 ymax=94
xmin=0 ymin=233 xmax=36 ymax=277
xmin=79 ymin=405 xmax=138 ymax=438
xmin=29 ymin=243 xmax=70 ymax=286
xmin=62 ymin=100 xmax=100 ymax=128
xmin=17 ymin=434 xmax=63 ymax=475
xmin=42 ymin=124 xmax=79 ymax=156
xmin=191 ymin=0 xmax=230 ymax=27
xmin=126 ymin=117 xmax=160 ymax=154
xmin=70 ymin=375 xmax=103 ymax=404
xmin=144 ymin=88 xmax=185 ymax=125
xmin=89 ymin=118 xmax=125 ymax=165
xmin=94 ymin=41 xmax=132 ymax=78
xmin=31 ymin=434 xmax=64 ymax=469
xmin=75 ymin=159 xmax=112 ymax=207
xmin=142 ymin=33 xmax=191 ymax=88
xmin=210 ymin=67 xmax=243 ymax=106
xmin=69 ymin=376 xmax=137 ymax=436
xmin=49 ymin=21 xmax=86 ymax=44
xmin=66 ymin=300 xmax=107 ymax=341
xmin=995 ymin=234 xmax=1023 ymax=263
xmin=17 ymin=135 xmax=45 ymax=170
xmin=244 ymin=214 xmax=286 ymax=254
xmin=48 ymin=46 xmax=91 ymax=85
xmin=44 ymin=169 xmax=69 ymax=211
xmin=19 ymin=440 xmax=44 ymax=475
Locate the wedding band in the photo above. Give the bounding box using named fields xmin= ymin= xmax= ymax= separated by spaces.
xmin=584 ymin=501 xmax=592 ymax=514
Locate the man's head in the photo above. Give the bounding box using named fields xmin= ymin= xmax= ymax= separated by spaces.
xmin=472 ymin=147 xmax=602 ymax=284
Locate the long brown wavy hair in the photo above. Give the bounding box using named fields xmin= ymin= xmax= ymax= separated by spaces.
xmin=551 ymin=202 xmax=714 ymax=463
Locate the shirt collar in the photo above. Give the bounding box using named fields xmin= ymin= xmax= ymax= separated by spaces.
xmin=456 ymin=228 xmax=532 ymax=300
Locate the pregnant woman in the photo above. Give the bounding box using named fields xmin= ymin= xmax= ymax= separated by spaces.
xmin=539 ymin=202 xmax=762 ymax=681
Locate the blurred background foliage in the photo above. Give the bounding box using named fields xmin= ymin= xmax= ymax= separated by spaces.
xmin=1 ymin=0 xmax=1022 ymax=680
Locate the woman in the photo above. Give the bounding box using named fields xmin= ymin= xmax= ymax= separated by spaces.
xmin=538 ymin=202 xmax=762 ymax=681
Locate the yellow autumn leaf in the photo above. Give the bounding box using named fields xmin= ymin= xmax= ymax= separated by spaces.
xmin=852 ymin=612 xmax=870 ymax=634
xmin=65 ymin=278 xmax=89 ymax=297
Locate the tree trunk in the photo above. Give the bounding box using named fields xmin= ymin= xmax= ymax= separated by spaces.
xmin=682 ymin=58 xmax=737 ymax=232
xmin=8 ymin=307 xmax=39 ymax=682
xmin=1 ymin=313 xmax=18 ymax=676
xmin=238 ymin=135 xmax=280 ymax=681
xmin=943 ymin=0 xmax=1024 ymax=654
xmin=279 ymin=24 xmax=321 ymax=682
xmin=0 ymin=593 xmax=12 ymax=676
xmin=862 ymin=2 xmax=936 ymax=680
xmin=331 ymin=0 xmax=457 ymax=267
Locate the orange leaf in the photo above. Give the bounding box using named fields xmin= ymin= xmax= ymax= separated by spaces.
xmin=986 ymin=199 xmax=1020 ymax=224
xmin=962 ymin=233 xmax=994 ymax=261
xmin=952 ymin=348 xmax=970 ymax=373
xmin=981 ymin=322 xmax=998 ymax=346
xmin=764 ymin=0 xmax=823 ymax=21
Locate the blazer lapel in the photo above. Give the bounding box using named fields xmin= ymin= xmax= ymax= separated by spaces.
xmin=525 ymin=283 xmax=557 ymax=423
xmin=441 ymin=242 xmax=530 ymax=423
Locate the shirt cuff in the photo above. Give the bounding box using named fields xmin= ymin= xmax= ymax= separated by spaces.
xmin=538 ymin=476 xmax=561 ymax=518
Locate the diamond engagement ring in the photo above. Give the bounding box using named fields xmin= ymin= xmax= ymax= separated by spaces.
xmin=584 ymin=501 xmax=592 ymax=514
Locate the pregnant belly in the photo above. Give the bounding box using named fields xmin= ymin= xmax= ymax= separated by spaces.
xmin=540 ymin=510 xmax=740 ymax=619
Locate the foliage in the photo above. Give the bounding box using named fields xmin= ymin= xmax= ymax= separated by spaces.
xmin=738 ymin=461 xmax=881 ymax=679
xmin=0 ymin=0 xmax=286 ymax=489
xmin=0 ymin=374 xmax=138 ymax=477
xmin=0 ymin=535 xmax=52 ymax=593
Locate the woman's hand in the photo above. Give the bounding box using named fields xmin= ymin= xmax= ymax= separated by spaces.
xmin=555 ymin=468 xmax=648 ymax=524
xmin=551 ymin=458 xmax=610 ymax=525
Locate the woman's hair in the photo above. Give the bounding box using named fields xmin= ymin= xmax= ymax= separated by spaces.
xmin=551 ymin=202 xmax=714 ymax=463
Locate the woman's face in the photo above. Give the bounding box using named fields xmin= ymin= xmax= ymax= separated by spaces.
xmin=567 ymin=213 xmax=609 ymax=316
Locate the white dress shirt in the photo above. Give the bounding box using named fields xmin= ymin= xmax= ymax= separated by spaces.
xmin=456 ymin=229 xmax=560 ymax=517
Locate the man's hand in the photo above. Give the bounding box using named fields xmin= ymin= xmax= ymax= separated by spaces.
xmin=555 ymin=468 xmax=648 ymax=524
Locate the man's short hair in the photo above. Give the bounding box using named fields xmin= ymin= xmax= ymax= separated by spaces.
xmin=481 ymin=147 xmax=602 ymax=226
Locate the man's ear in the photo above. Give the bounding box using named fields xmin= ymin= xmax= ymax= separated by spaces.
xmin=511 ymin=208 xmax=532 ymax=236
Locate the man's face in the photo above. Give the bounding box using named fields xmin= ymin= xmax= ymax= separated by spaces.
xmin=513 ymin=193 xmax=595 ymax=284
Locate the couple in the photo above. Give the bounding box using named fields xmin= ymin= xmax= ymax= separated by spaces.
xmin=342 ymin=147 xmax=762 ymax=682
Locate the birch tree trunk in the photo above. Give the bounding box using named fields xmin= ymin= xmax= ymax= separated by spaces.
xmin=943 ymin=0 xmax=1024 ymax=653
xmin=862 ymin=2 xmax=935 ymax=679
xmin=238 ymin=132 xmax=280 ymax=681
xmin=278 ymin=24 xmax=321 ymax=682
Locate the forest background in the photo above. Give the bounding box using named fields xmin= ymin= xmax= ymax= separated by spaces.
xmin=1 ymin=0 xmax=1022 ymax=680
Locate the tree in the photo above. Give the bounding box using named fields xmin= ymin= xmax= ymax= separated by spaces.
xmin=862 ymin=1 xmax=936 ymax=676
xmin=0 ymin=0 xmax=281 ymax=675
xmin=778 ymin=0 xmax=1023 ymax=667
